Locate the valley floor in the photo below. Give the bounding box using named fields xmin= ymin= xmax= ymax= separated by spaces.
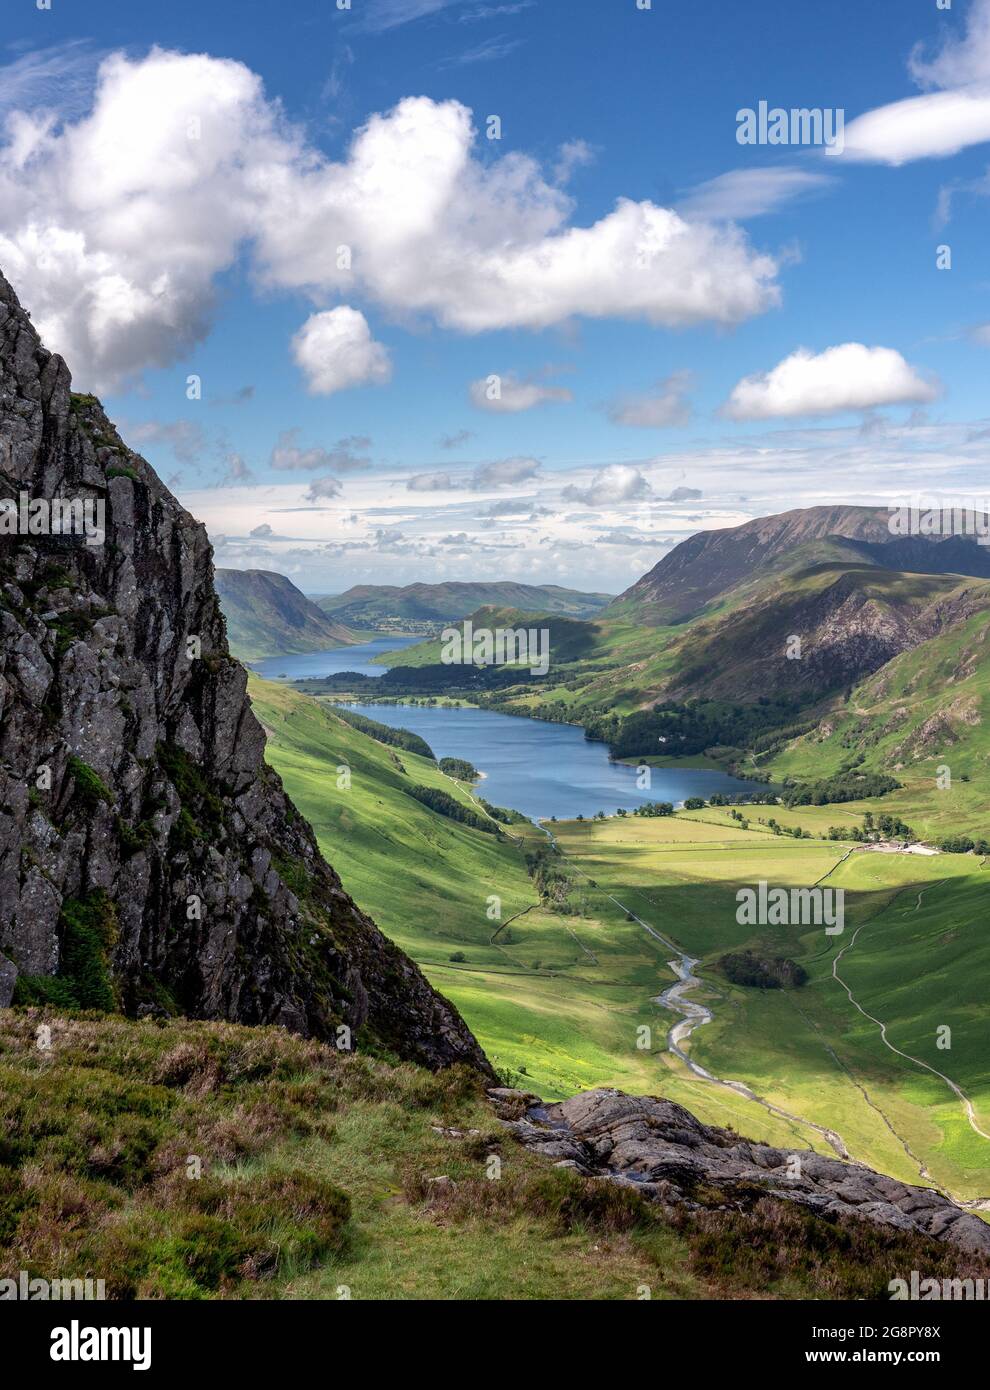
xmin=554 ymin=810 xmax=990 ymax=1204
xmin=250 ymin=677 xmax=990 ymax=1207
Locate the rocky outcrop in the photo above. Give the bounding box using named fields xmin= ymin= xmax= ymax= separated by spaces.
xmin=498 ymin=1088 xmax=990 ymax=1256
xmin=0 ymin=268 xmax=491 ymax=1076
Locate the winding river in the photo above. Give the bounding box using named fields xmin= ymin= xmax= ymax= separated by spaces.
xmin=253 ymin=639 xmax=983 ymax=1184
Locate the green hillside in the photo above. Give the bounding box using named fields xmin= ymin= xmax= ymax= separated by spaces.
xmin=773 ymin=604 xmax=990 ymax=776
xmin=319 ymin=581 xmax=614 ymax=630
xmin=764 ymin=605 xmax=990 ymax=840
xmin=216 ymin=569 xmax=360 ymax=660
xmin=248 ymin=676 xmax=667 ymax=1099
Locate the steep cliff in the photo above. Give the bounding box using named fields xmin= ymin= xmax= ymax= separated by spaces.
xmin=0 ymin=269 xmax=491 ymax=1075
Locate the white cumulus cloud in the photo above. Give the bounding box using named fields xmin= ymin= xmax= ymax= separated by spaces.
xmin=723 ymin=344 xmax=940 ymax=421
xmin=291 ymin=308 xmax=392 ymax=396
xmin=0 ymin=50 xmax=781 ymax=388
xmin=561 ymin=464 xmax=652 ymax=507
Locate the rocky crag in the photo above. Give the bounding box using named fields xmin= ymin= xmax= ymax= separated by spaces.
xmin=495 ymin=1088 xmax=990 ymax=1256
xmin=0 ymin=268 xmax=490 ymax=1075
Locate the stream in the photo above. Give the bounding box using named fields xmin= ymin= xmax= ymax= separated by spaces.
xmin=263 ymin=640 xmax=982 ymax=1188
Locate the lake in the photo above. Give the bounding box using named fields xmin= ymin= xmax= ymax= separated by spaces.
xmin=342 ymin=700 xmax=765 ymax=822
xmin=252 ymin=638 xmax=765 ymax=820
xmin=249 ymin=635 xmax=422 ymax=681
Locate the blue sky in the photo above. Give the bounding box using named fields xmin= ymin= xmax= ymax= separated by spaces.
xmin=3 ymin=0 xmax=990 ymax=593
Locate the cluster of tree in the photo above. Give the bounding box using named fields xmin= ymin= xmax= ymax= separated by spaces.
xmin=749 ymin=719 xmax=819 ymax=755
xmin=937 ymin=835 xmax=990 ymax=855
xmin=479 ymin=798 xmax=529 ymax=825
xmin=406 ymin=784 xmax=498 ymax=835
xmin=708 ymin=790 xmax=780 ymax=807
xmin=630 ymin=794 xmax=777 ymax=820
xmin=718 ymin=951 xmax=808 ymax=990
xmin=299 ymin=662 xmax=537 ymax=699
xmin=331 ymin=707 xmax=435 ymax=759
xmin=781 ymin=771 xmax=900 ymax=807
xmin=524 ymin=845 xmax=571 ymax=909
xmin=584 ymin=696 xmax=803 ymax=760
xmin=825 ymin=811 xmax=915 ymax=842
xmin=764 ymin=818 xmax=812 ymax=839
xmin=438 ymin=757 xmax=480 ymax=782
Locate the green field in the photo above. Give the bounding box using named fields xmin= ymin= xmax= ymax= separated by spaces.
xmin=554 ymin=810 xmax=990 ymax=1201
xmin=249 ymin=677 xmax=990 ymax=1202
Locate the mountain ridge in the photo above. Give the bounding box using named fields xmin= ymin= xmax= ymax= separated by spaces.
xmin=320 ymin=580 xmax=614 ymax=628
xmin=615 ymin=505 xmax=990 ymax=626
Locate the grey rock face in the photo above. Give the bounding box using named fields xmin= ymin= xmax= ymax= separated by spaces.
xmin=501 ymin=1088 xmax=990 ymax=1256
xmin=0 ymin=953 xmax=15 ymax=1008
xmin=0 ymin=268 xmax=491 ymax=1075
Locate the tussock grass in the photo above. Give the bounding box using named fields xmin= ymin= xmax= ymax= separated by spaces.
xmin=2 ymin=1010 xmax=982 ymax=1300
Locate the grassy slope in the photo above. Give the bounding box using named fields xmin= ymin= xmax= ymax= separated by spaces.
xmin=248 ymin=676 xmax=666 ymax=1100
xmin=766 ymin=607 xmax=990 ymax=839
xmin=6 ymin=1010 xmax=962 ymax=1302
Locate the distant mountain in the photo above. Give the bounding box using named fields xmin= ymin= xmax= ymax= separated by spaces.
xmin=656 ymin=561 xmax=990 ymax=704
xmin=381 ymin=604 xmax=601 ymax=668
xmin=319 ymin=581 xmax=614 ymax=629
xmin=613 ymin=506 xmax=990 ymax=625
xmin=215 ymin=569 xmax=360 ymax=660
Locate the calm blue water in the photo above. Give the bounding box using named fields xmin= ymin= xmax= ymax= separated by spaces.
xmin=249 ymin=635 xmax=422 ymax=681
xmin=251 ymin=639 xmax=763 ymax=819
xmin=341 ymin=701 xmax=765 ymax=822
